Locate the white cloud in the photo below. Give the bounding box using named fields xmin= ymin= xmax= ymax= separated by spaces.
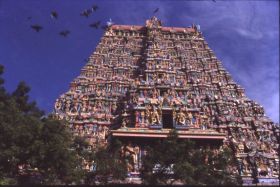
xmin=235 ymin=28 xmax=263 ymax=40
xmin=174 ymin=1 xmax=279 ymax=122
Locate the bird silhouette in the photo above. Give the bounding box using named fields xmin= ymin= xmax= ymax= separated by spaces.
xmin=89 ymin=21 xmax=101 ymax=29
xmin=153 ymin=8 xmax=159 ymax=14
xmin=30 ymin=24 xmax=43 ymax=32
xmin=91 ymin=5 xmax=98 ymax=12
xmin=51 ymin=11 xmax=58 ymax=19
xmin=80 ymin=9 xmax=91 ymax=18
xmin=59 ymin=30 xmax=70 ymax=37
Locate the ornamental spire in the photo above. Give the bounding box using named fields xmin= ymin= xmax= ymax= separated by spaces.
xmin=145 ymin=16 xmax=162 ymax=29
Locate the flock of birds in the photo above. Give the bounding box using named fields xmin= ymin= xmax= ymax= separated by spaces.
xmin=29 ymin=4 xmax=105 ymax=37
xmin=27 ymin=0 xmax=219 ymax=37
xmin=29 ymin=5 xmax=161 ymax=37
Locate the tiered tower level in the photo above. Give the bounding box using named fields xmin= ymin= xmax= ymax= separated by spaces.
xmin=54 ymin=17 xmax=279 ymax=184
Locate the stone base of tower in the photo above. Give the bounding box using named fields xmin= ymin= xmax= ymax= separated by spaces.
xmin=110 ymin=128 xmax=226 ymax=184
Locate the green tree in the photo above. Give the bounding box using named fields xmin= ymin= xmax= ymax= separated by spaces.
xmin=0 ymin=67 xmax=43 ymax=184
xmin=140 ymin=130 xmax=241 ymax=185
xmin=0 ymin=64 xmax=127 ymax=185
xmin=85 ymin=138 xmax=127 ymax=185
xmin=34 ymin=118 xmax=86 ymax=185
xmin=0 ymin=64 xmax=85 ymax=185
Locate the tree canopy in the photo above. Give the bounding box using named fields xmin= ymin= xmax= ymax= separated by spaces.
xmin=85 ymin=139 xmax=127 ymax=185
xmin=0 ymin=64 xmax=84 ymax=184
xmin=0 ymin=64 xmax=128 ymax=185
xmin=140 ymin=130 xmax=242 ymax=185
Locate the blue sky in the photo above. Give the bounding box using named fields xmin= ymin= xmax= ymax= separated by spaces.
xmin=0 ymin=0 xmax=279 ymax=123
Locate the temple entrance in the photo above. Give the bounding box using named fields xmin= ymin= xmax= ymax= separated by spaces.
xmin=162 ymin=113 xmax=173 ymax=129
xmin=160 ymin=89 xmax=167 ymax=97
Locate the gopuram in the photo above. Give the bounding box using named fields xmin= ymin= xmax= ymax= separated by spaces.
xmin=54 ymin=17 xmax=279 ymax=185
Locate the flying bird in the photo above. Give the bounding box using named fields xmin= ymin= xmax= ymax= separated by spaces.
xmin=91 ymin=5 xmax=98 ymax=12
xmin=153 ymin=8 xmax=159 ymax=14
xmin=30 ymin=24 xmax=43 ymax=32
xmin=80 ymin=9 xmax=91 ymax=18
xmin=51 ymin=11 xmax=58 ymax=19
xmin=59 ymin=30 xmax=70 ymax=37
xmin=89 ymin=21 xmax=101 ymax=29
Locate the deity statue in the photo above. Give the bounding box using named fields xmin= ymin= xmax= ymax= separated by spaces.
xmin=122 ymin=143 xmax=140 ymax=172
xmin=145 ymin=105 xmax=151 ymax=124
xmin=152 ymin=88 xmax=159 ymax=98
xmin=152 ymin=73 xmax=157 ymax=82
xmin=242 ymin=159 xmax=251 ymax=176
xmin=111 ymin=102 xmax=117 ymax=113
xmin=162 ymin=92 xmax=170 ymax=106
xmin=257 ymin=159 xmax=268 ymax=177
xmin=193 ymin=113 xmax=200 ymax=127
xmin=139 ymin=111 xmax=144 ymax=124
xmin=121 ymin=119 xmax=127 ymax=128
xmin=96 ymin=89 xmax=101 ymax=97
xmin=150 ymin=107 xmax=161 ymax=125
xmin=176 ymin=108 xmax=186 ymax=126
xmin=135 ymin=111 xmax=140 ymax=124
xmin=200 ymin=117 xmax=208 ymax=130
xmin=187 ymin=112 xmax=193 ymax=125
xmin=237 ymin=143 xmax=244 ymax=153
xmin=65 ymin=101 xmax=71 ymax=113
xmin=54 ymin=99 xmax=61 ymax=111
xmin=260 ymin=142 xmax=267 ymax=152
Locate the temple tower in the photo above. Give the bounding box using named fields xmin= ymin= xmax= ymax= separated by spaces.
xmin=54 ymin=17 xmax=279 ymax=185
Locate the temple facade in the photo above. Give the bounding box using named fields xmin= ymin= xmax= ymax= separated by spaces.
xmin=54 ymin=17 xmax=279 ymax=185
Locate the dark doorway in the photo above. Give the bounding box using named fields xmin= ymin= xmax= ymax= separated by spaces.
xmin=160 ymin=89 xmax=167 ymax=97
xmin=162 ymin=113 xmax=173 ymax=129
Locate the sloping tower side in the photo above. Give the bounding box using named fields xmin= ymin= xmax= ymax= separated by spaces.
xmin=54 ymin=17 xmax=279 ymax=184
